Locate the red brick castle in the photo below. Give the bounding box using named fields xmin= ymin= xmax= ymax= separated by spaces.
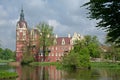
xmin=16 ymin=9 xmax=84 ymax=62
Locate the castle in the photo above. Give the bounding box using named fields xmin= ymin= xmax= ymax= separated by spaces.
xmin=16 ymin=9 xmax=84 ymax=62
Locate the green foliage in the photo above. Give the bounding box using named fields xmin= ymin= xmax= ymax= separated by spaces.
xmin=0 ymin=48 xmax=15 ymax=60
xmin=30 ymin=62 xmax=59 ymax=66
xmin=36 ymin=22 xmax=54 ymax=61
xmin=91 ymin=62 xmax=120 ymax=69
xmin=85 ymin=35 xmax=101 ymax=58
xmin=62 ymin=35 xmax=101 ymax=69
xmin=21 ymin=46 xmax=34 ymax=65
xmin=83 ymin=0 xmax=120 ymax=46
xmin=36 ymin=22 xmax=54 ymax=48
xmin=21 ymin=54 xmax=34 ymax=65
xmin=62 ymin=40 xmax=90 ymax=69
xmin=105 ymin=41 xmax=120 ymax=62
xmin=0 ymin=71 xmax=18 ymax=79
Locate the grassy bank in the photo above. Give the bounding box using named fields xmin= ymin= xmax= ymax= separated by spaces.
xmin=30 ymin=62 xmax=120 ymax=69
xmin=91 ymin=62 xmax=120 ymax=69
xmin=0 ymin=71 xmax=18 ymax=79
xmin=30 ymin=62 xmax=60 ymax=66
xmin=0 ymin=59 xmax=15 ymax=63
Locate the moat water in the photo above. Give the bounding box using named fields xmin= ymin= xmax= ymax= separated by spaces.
xmin=1 ymin=63 xmax=120 ymax=80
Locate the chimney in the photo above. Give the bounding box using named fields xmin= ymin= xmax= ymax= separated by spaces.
xmin=55 ymin=34 xmax=58 ymax=38
xmin=68 ymin=34 xmax=71 ymax=38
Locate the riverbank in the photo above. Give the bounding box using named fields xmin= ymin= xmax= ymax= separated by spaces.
xmin=30 ymin=62 xmax=120 ymax=69
xmin=0 ymin=59 xmax=15 ymax=63
xmin=8 ymin=62 xmax=20 ymax=67
xmin=0 ymin=71 xmax=18 ymax=79
xmin=6 ymin=61 xmax=120 ymax=69
xmin=91 ymin=62 xmax=120 ymax=69
xmin=30 ymin=62 xmax=60 ymax=66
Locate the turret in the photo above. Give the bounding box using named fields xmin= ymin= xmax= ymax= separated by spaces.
xmin=16 ymin=8 xmax=28 ymax=62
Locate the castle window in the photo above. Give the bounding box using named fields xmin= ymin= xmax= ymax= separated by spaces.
xmin=59 ymin=53 xmax=61 ymax=56
xmin=56 ymin=47 xmax=57 ymax=50
xmin=49 ymin=53 xmax=50 ymax=56
xmin=52 ymin=47 xmax=54 ymax=50
xmin=56 ymin=53 xmax=57 ymax=56
xmin=52 ymin=53 xmax=54 ymax=56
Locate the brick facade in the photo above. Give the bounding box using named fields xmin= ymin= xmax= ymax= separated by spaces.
xmin=16 ymin=9 xmax=84 ymax=62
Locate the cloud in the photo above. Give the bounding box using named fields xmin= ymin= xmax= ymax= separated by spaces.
xmin=0 ymin=5 xmax=8 ymax=18
xmin=48 ymin=19 xmax=71 ymax=36
xmin=0 ymin=0 xmax=106 ymax=50
xmin=0 ymin=19 xmax=16 ymax=50
xmin=0 ymin=5 xmax=17 ymax=50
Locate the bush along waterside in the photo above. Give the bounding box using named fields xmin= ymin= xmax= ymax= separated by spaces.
xmin=0 ymin=71 xmax=18 ymax=79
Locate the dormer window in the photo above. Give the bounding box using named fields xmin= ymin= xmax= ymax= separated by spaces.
xmin=62 ymin=38 xmax=65 ymax=45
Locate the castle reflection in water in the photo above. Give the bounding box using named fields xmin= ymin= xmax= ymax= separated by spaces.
xmin=16 ymin=66 xmax=63 ymax=80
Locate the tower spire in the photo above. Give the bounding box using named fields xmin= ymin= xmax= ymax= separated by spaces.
xmin=20 ymin=8 xmax=25 ymax=21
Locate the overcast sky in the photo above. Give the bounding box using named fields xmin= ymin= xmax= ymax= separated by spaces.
xmin=0 ymin=0 xmax=106 ymax=50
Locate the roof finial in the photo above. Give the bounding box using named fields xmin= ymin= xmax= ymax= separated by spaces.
xmin=20 ymin=7 xmax=25 ymax=21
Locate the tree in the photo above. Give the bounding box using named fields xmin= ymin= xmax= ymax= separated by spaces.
xmin=105 ymin=36 xmax=120 ymax=62
xmin=0 ymin=48 xmax=3 ymax=59
xmin=62 ymin=40 xmax=90 ymax=69
xmin=21 ymin=31 xmax=34 ymax=64
xmin=36 ymin=23 xmax=54 ymax=62
xmin=83 ymin=0 xmax=120 ymax=46
xmin=85 ymin=35 xmax=101 ymax=58
xmin=62 ymin=35 xmax=101 ymax=69
xmin=0 ymin=48 xmax=15 ymax=60
xmin=21 ymin=45 xmax=34 ymax=64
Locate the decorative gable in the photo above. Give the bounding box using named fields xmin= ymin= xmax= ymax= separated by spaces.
xmin=62 ymin=38 xmax=65 ymax=45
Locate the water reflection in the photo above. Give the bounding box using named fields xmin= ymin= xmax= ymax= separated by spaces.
xmin=1 ymin=64 xmax=120 ymax=80
xmin=16 ymin=66 xmax=62 ymax=80
xmin=15 ymin=65 xmax=120 ymax=80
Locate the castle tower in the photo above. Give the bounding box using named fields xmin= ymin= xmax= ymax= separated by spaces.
xmin=16 ymin=8 xmax=29 ymax=62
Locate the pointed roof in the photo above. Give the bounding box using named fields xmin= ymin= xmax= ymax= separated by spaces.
xmin=17 ymin=8 xmax=27 ymax=28
xmin=56 ymin=37 xmax=72 ymax=45
xmin=20 ymin=8 xmax=25 ymax=21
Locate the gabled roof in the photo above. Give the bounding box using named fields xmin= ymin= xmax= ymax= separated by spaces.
xmin=55 ymin=37 xmax=72 ymax=45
